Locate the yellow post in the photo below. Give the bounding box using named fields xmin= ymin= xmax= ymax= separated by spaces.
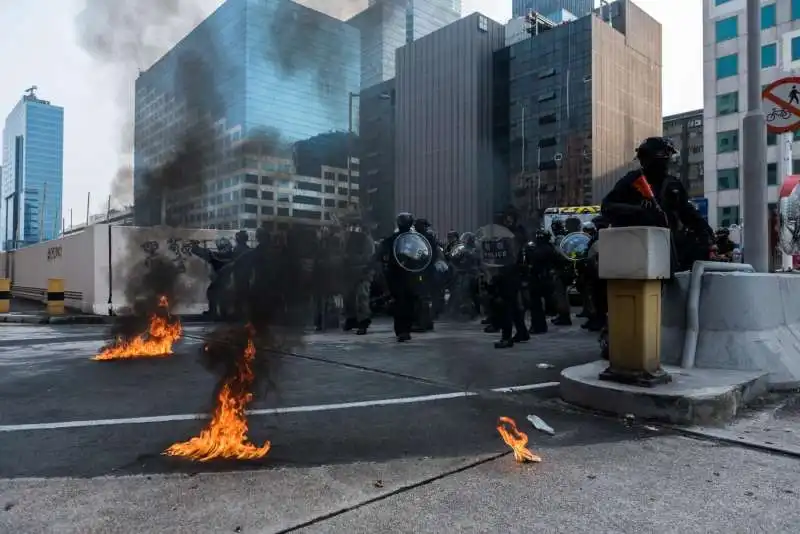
xmin=598 ymin=227 xmax=671 ymax=387
xmin=0 ymin=278 xmax=10 ymax=313
xmin=47 ymin=278 xmax=65 ymax=315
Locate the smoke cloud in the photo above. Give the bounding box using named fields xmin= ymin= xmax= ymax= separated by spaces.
xmin=74 ymin=0 xmax=221 ymax=208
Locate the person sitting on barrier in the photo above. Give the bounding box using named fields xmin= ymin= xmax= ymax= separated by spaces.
xmin=601 ymin=136 xmax=711 ymax=274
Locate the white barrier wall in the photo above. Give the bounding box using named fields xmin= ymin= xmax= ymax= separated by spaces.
xmin=0 ymin=225 xmax=246 ymax=315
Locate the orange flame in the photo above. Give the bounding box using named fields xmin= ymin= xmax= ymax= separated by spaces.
xmin=497 ymin=416 xmax=542 ymax=463
xmin=633 ymin=175 xmax=655 ymax=200
xmin=163 ymin=335 xmax=270 ymax=462
xmin=93 ymin=296 xmax=182 ymax=361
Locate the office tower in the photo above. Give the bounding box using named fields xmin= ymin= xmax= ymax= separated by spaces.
xmin=349 ymin=0 xmax=461 ymax=89
xmin=703 ymin=0 xmax=800 ymax=228
xmin=511 ymin=0 xmax=594 ymax=19
xmin=0 ymin=87 xmax=64 ymax=250
xmin=501 ymin=0 xmax=662 ymax=222
xmin=663 ymin=109 xmax=704 ymax=199
xmin=133 ymin=0 xmax=360 ymax=229
xmin=395 ymin=13 xmax=506 ymax=232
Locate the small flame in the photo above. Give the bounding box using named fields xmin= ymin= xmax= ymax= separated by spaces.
xmin=163 ymin=335 xmax=270 ymax=462
xmin=93 ymin=296 xmax=182 ymax=361
xmin=497 ymin=416 xmax=542 ymax=463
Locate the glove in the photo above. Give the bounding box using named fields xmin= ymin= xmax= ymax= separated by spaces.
xmin=434 ymin=260 xmax=449 ymax=273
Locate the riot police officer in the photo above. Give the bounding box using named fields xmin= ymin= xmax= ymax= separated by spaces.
xmin=602 ymin=136 xmax=712 ymax=273
xmin=493 ymin=210 xmax=530 ymax=348
xmin=192 ymin=237 xmax=235 ymax=320
xmin=378 ymin=213 xmax=425 ymax=342
xmin=523 ymin=230 xmax=558 ymax=334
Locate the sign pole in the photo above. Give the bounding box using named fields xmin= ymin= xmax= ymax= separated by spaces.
xmin=782 ymin=133 xmax=794 ymax=270
xmin=745 ymin=0 xmax=769 ymax=272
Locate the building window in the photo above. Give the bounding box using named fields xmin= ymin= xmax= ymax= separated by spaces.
xmin=762 ymin=43 xmax=777 ymax=68
xmin=261 ymin=176 xmax=273 ymax=185
xmin=793 ymin=0 xmax=800 ymax=20
xmin=243 ymin=188 xmax=258 ymax=198
xmin=717 ymin=130 xmax=739 ymax=153
xmin=792 ymin=36 xmax=800 ymax=61
xmin=717 ymin=167 xmax=739 ymax=190
xmin=323 ymin=171 xmax=335 ymax=181
xmin=538 ymin=137 xmax=557 ymax=148
xmin=261 ymin=190 xmax=273 ymax=200
xmin=538 ymin=68 xmax=555 ymax=79
xmin=294 ymin=195 xmax=321 ymax=206
xmin=793 ymin=159 xmax=800 ymax=174
xmin=718 ymin=206 xmax=740 ymax=227
xmin=538 ymin=91 xmax=556 ymax=102
xmin=243 ymin=203 xmax=258 ymax=214
xmin=768 ymin=131 xmax=777 ymax=145
xmin=478 ymin=15 xmax=488 ymax=32
xmin=715 ymin=16 xmax=737 ymax=43
xmin=768 ymin=163 xmax=779 ymax=185
xmin=261 ymin=206 xmax=274 ymax=215
xmin=716 ymin=54 xmax=738 ymax=79
xmin=762 ymin=4 xmax=776 ymax=29
xmin=716 ymin=91 xmax=738 ymax=115
xmin=538 ymin=113 xmax=557 ymax=125
xmin=715 ymin=0 xmax=733 ymax=4
xmin=244 ymin=174 xmax=259 ymax=184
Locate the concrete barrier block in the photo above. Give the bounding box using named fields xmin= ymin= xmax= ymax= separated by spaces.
xmin=660 ymin=271 xmax=800 ymax=389
xmin=598 ymin=226 xmax=671 ymax=280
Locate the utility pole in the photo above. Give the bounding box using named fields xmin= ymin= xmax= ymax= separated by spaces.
xmin=742 ymin=0 xmax=769 ymax=272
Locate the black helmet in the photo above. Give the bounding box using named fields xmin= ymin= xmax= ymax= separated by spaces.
xmin=460 ymin=232 xmax=477 ymax=246
xmin=636 ymin=137 xmax=677 ymax=162
xmin=396 ymin=212 xmax=414 ymax=232
xmin=535 ymin=229 xmax=551 ymax=242
xmin=447 ymin=230 xmax=459 ymax=241
xmin=235 ymin=230 xmax=249 ymax=244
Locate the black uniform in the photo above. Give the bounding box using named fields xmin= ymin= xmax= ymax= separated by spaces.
xmin=523 ymin=231 xmax=558 ymax=334
xmin=192 ymin=240 xmax=234 ymax=319
xmin=601 ymin=136 xmax=712 ymax=274
xmin=493 ymin=214 xmax=530 ymax=348
xmin=379 ymin=213 xmax=419 ymax=342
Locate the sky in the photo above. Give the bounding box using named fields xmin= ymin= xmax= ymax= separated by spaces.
xmin=0 ymin=0 xmax=703 ymax=226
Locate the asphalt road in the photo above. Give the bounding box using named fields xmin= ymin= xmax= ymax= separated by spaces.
xmin=0 ymin=318 xmax=613 ymax=479
xmin=4 ymin=318 xmax=800 ymax=533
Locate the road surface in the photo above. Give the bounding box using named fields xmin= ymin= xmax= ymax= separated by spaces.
xmin=1 ymin=319 xmax=798 ymax=533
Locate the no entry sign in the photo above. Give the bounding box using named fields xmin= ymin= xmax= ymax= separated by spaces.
xmin=763 ymin=77 xmax=800 ymax=134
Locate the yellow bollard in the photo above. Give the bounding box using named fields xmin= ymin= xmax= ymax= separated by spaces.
xmin=597 ymin=227 xmax=671 ymax=387
xmin=47 ymin=278 xmax=65 ymax=315
xmin=0 ymin=278 xmax=9 ymax=313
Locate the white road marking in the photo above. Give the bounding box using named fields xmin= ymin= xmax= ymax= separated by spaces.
xmin=0 ymin=382 xmax=559 ymax=432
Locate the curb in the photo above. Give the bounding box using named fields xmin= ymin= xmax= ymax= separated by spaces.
xmin=0 ymin=314 xmax=212 ymax=325
xmin=559 ymin=360 xmax=770 ymax=426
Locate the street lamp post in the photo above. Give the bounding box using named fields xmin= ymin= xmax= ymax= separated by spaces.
xmin=348 ymin=91 xmax=358 ymax=210
xmin=742 ymin=0 xmax=769 ymax=272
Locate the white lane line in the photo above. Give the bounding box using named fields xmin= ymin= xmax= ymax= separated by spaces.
xmin=0 ymin=381 xmax=559 ymax=432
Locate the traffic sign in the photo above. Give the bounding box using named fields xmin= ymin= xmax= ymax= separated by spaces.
xmin=763 ymin=77 xmax=800 ymax=134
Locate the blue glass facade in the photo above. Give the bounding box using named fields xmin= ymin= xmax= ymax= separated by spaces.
xmin=133 ymin=0 xmax=360 ymax=227
xmin=511 ymin=0 xmax=593 ymax=18
xmin=0 ymin=94 xmax=64 ymax=250
xmin=349 ymin=0 xmax=460 ymax=89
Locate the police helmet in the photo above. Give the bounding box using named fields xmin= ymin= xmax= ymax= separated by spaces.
xmin=460 ymin=231 xmax=477 ymax=246
xmin=636 ymin=137 xmax=678 ymax=163
xmin=216 ymin=237 xmax=232 ymax=253
xmin=396 ymin=212 xmax=414 ymax=232
xmin=447 ymin=230 xmax=459 ymax=241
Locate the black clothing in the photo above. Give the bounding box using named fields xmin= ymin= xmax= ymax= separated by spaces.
xmin=602 ymin=170 xmax=712 ymax=273
xmin=378 ymin=231 xmax=417 ymax=338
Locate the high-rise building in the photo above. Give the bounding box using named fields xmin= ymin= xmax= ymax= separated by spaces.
xmin=501 ymin=0 xmax=662 ymax=223
xmin=511 ymin=0 xmax=594 ymax=19
xmin=0 ymin=88 xmax=64 ymax=250
xmin=395 ymin=13 xmax=507 ymax=232
xmin=348 ymin=0 xmax=460 ymax=89
xmin=702 ymin=0 xmax=800 ymax=229
xmin=358 ymin=79 xmax=396 ymax=236
xmin=133 ymin=0 xmax=360 ymax=229
xmin=663 ymin=109 xmax=704 ymax=199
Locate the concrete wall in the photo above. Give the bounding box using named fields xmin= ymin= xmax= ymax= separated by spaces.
xmin=662 ymin=271 xmax=800 ymax=389
xmin=0 ymin=225 xmax=244 ymax=315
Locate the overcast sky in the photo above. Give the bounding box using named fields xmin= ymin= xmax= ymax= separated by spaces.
xmin=0 ymin=0 xmax=702 ymax=224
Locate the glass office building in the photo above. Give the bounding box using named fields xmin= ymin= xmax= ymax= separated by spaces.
xmin=511 ymin=0 xmax=594 ymax=18
xmin=349 ymin=0 xmax=460 ymax=88
xmin=134 ymin=0 xmax=361 ymax=228
xmin=0 ymin=90 xmax=64 ymax=250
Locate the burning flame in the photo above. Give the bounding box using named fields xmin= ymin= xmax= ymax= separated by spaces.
xmin=163 ymin=334 xmax=270 ymax=462
xmin=497 ymin=416 xmax=542 ymax=463
xmin=93 ymin=296 xmax=182 ymax=361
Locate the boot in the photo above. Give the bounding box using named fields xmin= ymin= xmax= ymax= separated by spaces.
xmin=494 ymin=338 xmax=514 ymax=349
xmin=512 ymin=332 xmax=530 ymax=343
xmin=356 ymin=320 xmax=369 ymax=335
xmin=343 ymin=317 xmax=357 ymax=331
xmin=397 ymin=333 xmax=411 ymax=342
xmin=551 ymin=315 xmax=572 ymax=326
